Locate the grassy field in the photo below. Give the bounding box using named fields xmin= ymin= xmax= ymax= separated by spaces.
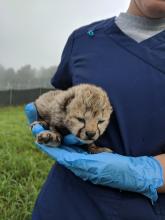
xmin=0 ymin=106 xmax=54 ymax=220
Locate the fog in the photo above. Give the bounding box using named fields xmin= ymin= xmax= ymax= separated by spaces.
xmin=0 ymin=0 xmax=130 ymax=70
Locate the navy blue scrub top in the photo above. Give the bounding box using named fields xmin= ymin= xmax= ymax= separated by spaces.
xmin=32 ymin=17 xmax=165 ymax=220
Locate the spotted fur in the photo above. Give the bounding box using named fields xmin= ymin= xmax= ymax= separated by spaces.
xmin=35 ymin=84 xmax=113 ymax=153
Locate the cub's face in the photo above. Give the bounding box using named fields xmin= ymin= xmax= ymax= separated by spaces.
xmin=64 ymin=85 xmax=113 ymax=144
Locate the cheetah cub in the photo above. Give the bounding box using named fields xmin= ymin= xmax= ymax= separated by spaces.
xmin=33 ymin=84 xmax=113 ymax=154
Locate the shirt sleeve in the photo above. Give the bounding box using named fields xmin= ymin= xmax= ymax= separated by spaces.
xmin=51 ymin=31 xmax=75 ymax=90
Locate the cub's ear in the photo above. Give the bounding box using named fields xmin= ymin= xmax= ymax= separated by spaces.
xmin=62 ymin=93 xmax=75 ymax=111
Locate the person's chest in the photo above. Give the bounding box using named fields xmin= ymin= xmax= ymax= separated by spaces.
xmin=70 ymin=28 xmax=165 ymax=156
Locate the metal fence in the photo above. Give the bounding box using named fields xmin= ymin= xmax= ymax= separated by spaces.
xmin=0 ymin=88 xmax=53 ymax=106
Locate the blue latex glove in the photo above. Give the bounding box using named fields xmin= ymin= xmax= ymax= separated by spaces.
xmin=24 ymin=103 xmax=164 ymax=204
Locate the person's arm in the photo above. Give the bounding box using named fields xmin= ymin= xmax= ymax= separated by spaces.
xmin=155 ymin=154 xmax=165 ymax=193
xmin=25 ymin=102 xmax=164 ymax=204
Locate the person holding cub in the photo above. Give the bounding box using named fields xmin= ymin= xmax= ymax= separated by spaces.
xmin=26 ymin=0 xmax=165 ymax=219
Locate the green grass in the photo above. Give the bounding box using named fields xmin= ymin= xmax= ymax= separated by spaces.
xmin=0 ymin=106 xmax=54 ymax=220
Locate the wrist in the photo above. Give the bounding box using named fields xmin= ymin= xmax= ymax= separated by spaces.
xmin=154 ymin=154 xmax=165 ymax=193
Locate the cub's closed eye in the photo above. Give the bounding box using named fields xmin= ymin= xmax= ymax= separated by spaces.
xmin=76 ymin=117 xmax=85 ymax=123
xmin=98 ymin=120 xmax=105 ymax=124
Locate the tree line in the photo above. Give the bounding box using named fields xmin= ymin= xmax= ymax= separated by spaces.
xmin=0 ymin=64 xmax=57 ymax=90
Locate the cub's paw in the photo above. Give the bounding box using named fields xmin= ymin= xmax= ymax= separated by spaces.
xmin=36 ymin=131 xmax=61 ymax=147
xmin=88 ymin=145 xmax=112 ymax=154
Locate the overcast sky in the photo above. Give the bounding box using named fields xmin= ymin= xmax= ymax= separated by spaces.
xmin=0 ymin=0 xmax=130 ymax=70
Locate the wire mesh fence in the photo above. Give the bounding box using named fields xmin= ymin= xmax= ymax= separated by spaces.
xmin=0 ymin=88 xmax=53 ymax=106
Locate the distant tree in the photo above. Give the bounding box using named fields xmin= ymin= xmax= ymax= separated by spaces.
xmin=37 ymin=66 xmax=56 ymax=88
xmin=0 ymin=65 xmax=6 ymax=89
xmin=0 ymin=65 xmax=16 ymax=90
xmin=0 ymin=64 xmax=57 ymax=90
xmin=15 ymin=65 xmax=35 ymax=89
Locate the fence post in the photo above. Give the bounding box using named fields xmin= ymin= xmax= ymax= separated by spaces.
xmin=9 ymin=89 xmax=13 ymax=105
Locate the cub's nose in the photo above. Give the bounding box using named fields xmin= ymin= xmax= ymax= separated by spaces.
xmin=85 ymin=131 xmax=96 ymax=139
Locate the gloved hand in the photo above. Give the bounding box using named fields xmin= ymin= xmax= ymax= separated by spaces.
xmin=24 ymin=102 xmax=164 ymax=204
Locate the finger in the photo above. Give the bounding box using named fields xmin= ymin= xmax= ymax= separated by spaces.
xmin=24 ymin=102 xmax=38 ymax=124
xmin=32 ymin=125 xmax=47 ymax=136
xmin=35 ymin=142 xmax=89 ymax=162
xmin=63 ymin=134 xmax=86 ymax=146
xmin=60 ymin=145 xmax=87 ymax=153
